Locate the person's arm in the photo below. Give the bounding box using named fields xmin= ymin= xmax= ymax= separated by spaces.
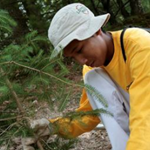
xmin=125 ymin=29 xmax=150 ymax=149
xmin=49 ymin=65 xmax=100 ymax=139
xmin=50 ymin=89 xmax=100 ymax=138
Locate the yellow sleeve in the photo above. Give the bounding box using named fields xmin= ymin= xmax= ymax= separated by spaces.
xmin=49 ymin=65 xmax=100 ymax=139
xmin=126 ymin=29 xmax=150 ymax=149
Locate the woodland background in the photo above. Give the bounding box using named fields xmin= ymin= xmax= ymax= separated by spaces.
xmin=0 ymin=0 xmax=150 ymax=150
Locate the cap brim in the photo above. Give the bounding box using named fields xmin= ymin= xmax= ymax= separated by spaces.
xmin=50 ymin=13 xmax=110 ymax=60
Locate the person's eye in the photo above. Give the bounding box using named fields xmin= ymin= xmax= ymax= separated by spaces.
xmin=77 ymin=49 xmax=82 ymax=54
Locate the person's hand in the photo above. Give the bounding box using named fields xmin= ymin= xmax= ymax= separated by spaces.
xmin=30 ymin=118 xmax=52 ymax=137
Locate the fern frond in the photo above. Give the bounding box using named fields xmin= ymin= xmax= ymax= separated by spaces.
xmin=0 ymin=10 xmax=17 ymax=27
xmin=84 ymin=84 xmax=108 ymax=108
xmin=32 ymin=36 xmax=48 ymax=42
xmin=28 ymin=75 xmax=50 ymax=86
xmin=21 ymin=46 xmax=33 ymax=57
xmin=12 ymin=83 xmax=26 ymax=95
xmin=0 ymin=85 xmax=9 ymax=96
xmin=0 ymin=24 xmax=12 ymax=33
xmin=0 ymin=44 xmax=21 ymax=60
xmin=57 ymin=60 xmax=69 ymax=74
xmin=25 ymin=30 xmax=38 ymax=42
xmin=0 ymin=9 xmax=17 ymax=35
xmin=64 ymin=109 xmax=113 ymax=120
xmin=58 ymin=89 xmax=72 ymax=111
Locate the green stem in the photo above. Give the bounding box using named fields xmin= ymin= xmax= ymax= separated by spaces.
xmin=0 ymin=67 xmax=25 ymax=114
xmin=0 ymin=61 xmax=84 ymax=88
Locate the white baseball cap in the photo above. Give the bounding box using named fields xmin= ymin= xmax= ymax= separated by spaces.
xmin=48 ymin=3 xmax=110 ymax=59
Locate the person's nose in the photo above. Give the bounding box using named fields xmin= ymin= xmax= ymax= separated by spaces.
xmin=74 ymin=55 xmax=88 ymax=65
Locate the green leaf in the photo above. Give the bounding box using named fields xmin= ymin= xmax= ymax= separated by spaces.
xmin=25 ymin=30 xmax=38 ymax=41
xmin=0 ymin=86 xmax=9 ymax=94
xmin=58 ymin=89 xmax=72 ymax=111
xmin=84 ymin=84 xmax=108 ymax=107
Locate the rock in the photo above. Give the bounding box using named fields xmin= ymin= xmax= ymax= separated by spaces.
xmin=23 ymin=146 xmax=35 ymax=150
xmin=22 ymin=137 xmax=36 ymax=145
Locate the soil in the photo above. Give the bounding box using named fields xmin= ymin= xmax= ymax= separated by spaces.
xmin=35 ymin=67 xmax=112 ymax=150
xmin=64 ymin=97 xmax=112 ymax=150
xmin=35 ymin=97 xmax=112 ymax=150
xmin=72 ymin=130 xmax=111 ymax=150
xmin=68 ymin=67 xmax=111 ymax=150
xmin=0 ymin=64 xmax=112 ymax=150
xmin=34 ymin=84 xmax=112 ymax=149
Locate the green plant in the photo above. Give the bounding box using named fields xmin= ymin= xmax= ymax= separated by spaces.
xmin=0 ymin=9 xmax=111 ymax=150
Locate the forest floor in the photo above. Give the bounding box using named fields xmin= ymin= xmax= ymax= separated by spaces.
xmin=35 ymin=65 xmax=112 ymax=150
xmin=36 ymin=92 xmax=112 ymax=150
xmin=66 ymin=67 xmax=111 ymax=150
xmin=0 ymin=63 xmax=112 ymax=150
xmin=65 ymin=99 xmax=112 ymax=150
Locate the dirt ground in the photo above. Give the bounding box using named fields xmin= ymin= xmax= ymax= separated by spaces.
xmin=35 ymin=91 xmax=112 ymax=150
xmin=72 ymin=130 xmax=111 ymax=150
xmin=0 ymin=98 xmax=111 ymax=150
xmin=68 ymin=69 xmax=111 ymax=150
xmin=65 ymin=97 xmax=112 ymax=150
xmin=41 ymin=68 xmax=112 ymax=150
xmin=0 ymin=65 xmax=112 ymax=150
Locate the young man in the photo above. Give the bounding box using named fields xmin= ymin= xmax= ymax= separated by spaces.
xmin=32 ymin=3 xmax=150 ymax=150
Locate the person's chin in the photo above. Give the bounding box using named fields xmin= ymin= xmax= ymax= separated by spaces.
xmin=90 ymin=61 xmax=96 ymax=67
xmin=93 ymin=61 xmax=101 ymax=67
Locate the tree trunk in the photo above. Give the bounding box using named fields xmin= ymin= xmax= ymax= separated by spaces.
xmin=101 ymin=0 xmax=117 ymax=24
xmin=130 ymin=0 xmax=144 ymax=15
xmin=0 ymin=0 xmax=29 ymax=44
xmin=90 ymin=0 xmax=100 ymax=15
xmin=116 ymin=0 xmax=129 ymax=17
xmin=22 ymin=0 xmax=46 ymax=34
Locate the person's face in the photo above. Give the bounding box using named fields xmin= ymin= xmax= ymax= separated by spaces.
xmin=63 ymin=29 xmax=108 ymax=67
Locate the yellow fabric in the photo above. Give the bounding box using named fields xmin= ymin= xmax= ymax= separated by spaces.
xmin=104 ymin=28 xmax=150 ymax=150
xmin=50 ymin=28 xmax=150 ymax=149
xmin=49 ymin=65 xmax=100 ymax=139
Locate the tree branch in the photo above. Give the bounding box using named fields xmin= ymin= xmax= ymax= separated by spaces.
xmin=0 ymin=61 xmax=83 ymax=88
xmin=90 ymin=0 xmax=99 ymax=15
xmin=114 ymin=0 xmax=130 ymax=18
xmin=0 ymin=115 xmax=22 ymax=121
xmin=0 ymin=67 xmax=25 ymax=115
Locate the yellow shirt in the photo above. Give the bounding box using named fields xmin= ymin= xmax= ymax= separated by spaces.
xmin=50 ymin=65 xmax=100 ymax=138
xmin=106 ymin=28 xmax=150 ymax=150
xmin=51 ymin=28 xmax=150 ymax=150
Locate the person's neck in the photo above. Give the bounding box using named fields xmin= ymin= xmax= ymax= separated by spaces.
xmin=103 ymin=31 xmax=114 ymax=66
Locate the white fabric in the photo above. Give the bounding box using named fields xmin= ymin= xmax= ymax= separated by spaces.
xmin=84 ymin=68 xmax=130 ymax=150
xmin=48 ymin=3 xmax=110 ymax=59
